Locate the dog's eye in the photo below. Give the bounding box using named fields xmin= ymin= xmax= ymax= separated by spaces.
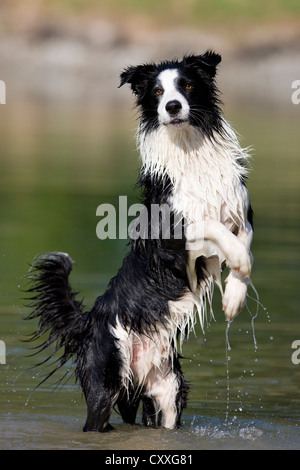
xmin=155 ymin=89 xmax=163 ymax=96
xmin=185 ymin=83 xmax=193 ymax=91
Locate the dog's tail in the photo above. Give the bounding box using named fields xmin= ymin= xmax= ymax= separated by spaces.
xmin=25 ymin=252 xmax=89 ymax=385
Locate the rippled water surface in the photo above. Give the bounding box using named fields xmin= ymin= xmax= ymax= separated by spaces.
xmin=0 ymin=105 xmax=300 ymax=450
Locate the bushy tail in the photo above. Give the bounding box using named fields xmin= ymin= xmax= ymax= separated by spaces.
xmin=25 ymin=252 xmax=88 ymax=384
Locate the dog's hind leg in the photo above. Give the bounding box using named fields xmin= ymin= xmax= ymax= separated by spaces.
xmin=141 ymin=371 xmax=179 ymax=429
xmin=117 ymin=387 xmax=141 ymax=425
xmin=142 ymin=394 xmax=162 ymax=427
xmin=78 ymin=326 xmax=123 ymax=432
xmin=83 ymin=385 xmax=118 ymax=432
xmin=142 ymin=358 xmax=188 ymax=429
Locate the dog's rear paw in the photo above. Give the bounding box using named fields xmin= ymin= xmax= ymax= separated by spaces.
xmin=222 ymin=272 xmax=248 ymax=320
xmin=83 ymin=422 xmax=114 ymax=432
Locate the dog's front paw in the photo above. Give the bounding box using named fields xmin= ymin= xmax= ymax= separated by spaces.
xmin=223 ymin=237 xmax=251 ymax=278
xmin=222 ymin=272 xmax=248 ymax=320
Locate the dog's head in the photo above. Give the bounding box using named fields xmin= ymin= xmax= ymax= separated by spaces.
xmin=119 ymin=51 xmax=222 ymax=135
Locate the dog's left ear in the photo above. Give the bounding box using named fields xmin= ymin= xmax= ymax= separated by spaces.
xmin=183 ymin=51 xmax=222 ymax=77
xmin=119 ymin=64 xmax=155 ymax=95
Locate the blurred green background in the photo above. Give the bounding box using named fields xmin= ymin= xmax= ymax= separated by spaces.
xmin=0 ymin=0 xmax=300 ymax=450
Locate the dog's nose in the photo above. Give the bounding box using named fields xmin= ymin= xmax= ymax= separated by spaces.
xmin=165 ymin=100 xmax=182 ymax=115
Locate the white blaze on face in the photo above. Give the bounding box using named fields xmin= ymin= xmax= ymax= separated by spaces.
xmin=157 ymin=69 xmax=190 ymax=125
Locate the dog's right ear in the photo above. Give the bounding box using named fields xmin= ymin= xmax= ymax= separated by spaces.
xmin=119 ymin=64 xmax=155 ymax=95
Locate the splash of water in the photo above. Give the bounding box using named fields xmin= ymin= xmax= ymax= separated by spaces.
xmin=246 ymin=278 xmax=271 ymax=353
xmin=224 ymin=281 xmax=270 ymax=422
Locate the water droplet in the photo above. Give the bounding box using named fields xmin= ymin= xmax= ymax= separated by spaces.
xmin=225 ymin=320 xmax=231 ymax=422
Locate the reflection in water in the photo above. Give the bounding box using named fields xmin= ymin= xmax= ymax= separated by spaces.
xmin=0 ymin=104 xmax=300 ymax=449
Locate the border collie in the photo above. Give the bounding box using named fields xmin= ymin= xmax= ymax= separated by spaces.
xmin=26 ymin=51 xmax=254 ymax=432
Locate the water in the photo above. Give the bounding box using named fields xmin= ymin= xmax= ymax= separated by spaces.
xmin=1 ymin=103 xmax=300 ymax=449
xmin=225 ymin=320 xmax=232 ymax=423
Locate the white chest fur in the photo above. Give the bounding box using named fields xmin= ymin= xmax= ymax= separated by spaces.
xmin=138 ymin=120 xmax=250 ymax=232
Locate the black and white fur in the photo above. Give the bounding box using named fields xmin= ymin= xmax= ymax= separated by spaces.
xmin=26 ymin=51 xmax=254 ymax=432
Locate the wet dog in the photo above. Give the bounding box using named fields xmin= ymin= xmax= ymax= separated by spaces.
xmin=26 ymin=51 xmax=253 ymax=431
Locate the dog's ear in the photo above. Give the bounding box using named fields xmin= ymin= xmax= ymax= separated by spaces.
xmin=119 ymin=64 xmax=156 ymax=95
xmin=183 ymin=51 xmax=221 ymax=77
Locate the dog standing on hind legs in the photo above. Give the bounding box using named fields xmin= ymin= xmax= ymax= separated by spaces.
xmin=26 ymin=51 xmax=254 ymax=432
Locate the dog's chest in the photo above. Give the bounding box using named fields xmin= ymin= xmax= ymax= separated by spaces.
xmin=139 ymin=124 xmax=249 ymax=230
xmin=169 ymin=148 xmax=248 ymax=231
xmin=171 ymin=164 xmax=234 ymax=225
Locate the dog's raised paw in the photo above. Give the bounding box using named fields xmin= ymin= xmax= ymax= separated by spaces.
xmin=222 ymin=272 xmax=248 ymax=320
xmin=224 ymin=238 xmax=251 ymax=278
